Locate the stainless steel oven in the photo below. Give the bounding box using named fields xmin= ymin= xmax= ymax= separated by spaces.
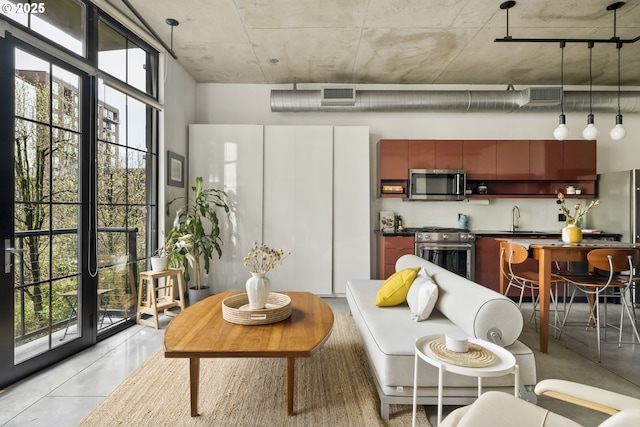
xmin=414 ymin=228 xmax=475 ymax=281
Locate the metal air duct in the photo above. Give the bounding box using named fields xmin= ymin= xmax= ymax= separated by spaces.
xmin=270 ymin=89 xmax=640 ymax=113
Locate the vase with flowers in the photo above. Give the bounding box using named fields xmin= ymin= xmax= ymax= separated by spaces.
xmin=556 ymin=192 xmax=600 ymax=243
xmin=243 ymin=242 xmax=291 ymax=309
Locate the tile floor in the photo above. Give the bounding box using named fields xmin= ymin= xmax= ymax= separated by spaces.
xmin=0 ymin=298 xmax=638 ymax=427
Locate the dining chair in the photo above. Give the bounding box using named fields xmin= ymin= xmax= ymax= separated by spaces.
xmin=556 ymin=248 xmax=640 ymax=362
xmin=500 ymin=242 xmax=565 ymax=333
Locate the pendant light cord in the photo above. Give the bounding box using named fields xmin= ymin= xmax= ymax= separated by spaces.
xmin=617 ymin=42 xmax=621 ymax=114
xmin=588 ymin=41 xmax=594 ymax=116
xmin=560 ymin=41 xmax=565 ymax=115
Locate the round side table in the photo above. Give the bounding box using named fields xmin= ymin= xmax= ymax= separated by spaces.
xmin=411 ymin=334 xmax=519 ymax=427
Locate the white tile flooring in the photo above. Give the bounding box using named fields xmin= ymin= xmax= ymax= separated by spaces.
xmin=1 ymin=298 xmax=638 ymax=427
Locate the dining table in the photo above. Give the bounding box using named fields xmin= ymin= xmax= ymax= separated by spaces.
xmin=497 ymin=238 xmax=639 ymax=353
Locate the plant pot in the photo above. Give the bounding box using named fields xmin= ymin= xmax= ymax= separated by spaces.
xmin=562 ymin=224 xmax=583 ymax=243
xmin=188 ymin=286 xmax=210 ymax=305
xmin=150 ymin=256 xmax=168 ymax=271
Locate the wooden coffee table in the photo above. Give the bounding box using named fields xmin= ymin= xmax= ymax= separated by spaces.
xmin=163 ymin=291 xmax=334 ymax=417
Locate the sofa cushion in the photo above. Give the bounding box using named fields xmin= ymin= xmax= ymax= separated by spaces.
xmin=396 ymin=255 xmax=523 ymax=346
xmin=375 ymin=267 xmax=420 ymax=306
xmin=406 ymin=268 xmax=439 ymax=321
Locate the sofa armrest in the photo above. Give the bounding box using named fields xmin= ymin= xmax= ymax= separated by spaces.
xmin=535 ymin=379 xmax=640 ymax=415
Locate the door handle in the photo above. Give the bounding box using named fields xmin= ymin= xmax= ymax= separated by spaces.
xmin=5 ymin=239 xmax=28 ymax=273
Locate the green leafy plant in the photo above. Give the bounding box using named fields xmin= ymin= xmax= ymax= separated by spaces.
xmin=166 ymin=177 xmax=230 ymax=289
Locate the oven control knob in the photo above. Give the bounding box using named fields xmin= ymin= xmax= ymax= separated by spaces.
xmin=443 ymin=234 xmax=449 ymax=240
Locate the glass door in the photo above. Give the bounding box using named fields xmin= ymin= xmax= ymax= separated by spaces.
xmin=0 ymin=41 xmax=92 ymax=387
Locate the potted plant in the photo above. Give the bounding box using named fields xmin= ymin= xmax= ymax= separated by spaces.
xmin=167 ymin=176 xmax=230 ymax=304
xmin=150 ymin=234 xmax=172 ymax=271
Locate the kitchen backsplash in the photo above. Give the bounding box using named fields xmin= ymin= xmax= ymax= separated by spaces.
xmin=377 ymin=197 xmax=595 ymax=231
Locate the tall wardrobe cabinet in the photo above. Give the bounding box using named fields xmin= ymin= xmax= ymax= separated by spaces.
xmin=188 ymin=124 xmax=370 ymax=295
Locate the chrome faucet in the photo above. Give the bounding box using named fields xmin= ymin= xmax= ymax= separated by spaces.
xmin=511 ymin=206 xmax=520 ymax=232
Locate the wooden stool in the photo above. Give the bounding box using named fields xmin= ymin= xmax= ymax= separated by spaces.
xmin=136 ymin=268 xmax=185 ymax=329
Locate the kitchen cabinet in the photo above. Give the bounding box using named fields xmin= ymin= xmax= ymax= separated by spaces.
xmin=435 ymin=140 xmax=464 ymax=169
xmin=189 ymin=124 xmax=264 ymax=293
xmin=377 ymin=235 xmax=415 ymax=279
xmin=530 ymin=139 xmax=564 ymax=180
xmin=378 ymin=138 xmax=597 ymax=199
xmin=379 ymin=139 xmax=408 ymax=180
xmin=408 ymin=140 xmax=436 ymax=169
xmin=562 ymin=139 xmax=596 ymax=179
xmin=263 ymin=126 xmax=334 ymax=295
xmin=496 ymin=140 xmax=530 ymax=179
xmin=463 ymin=140 xmax=497 ymax=180
xmin=333 ymin=126 xmax=372 ymax=293
xmin=190 ymin=124 xmax=370 ymax=296
xmin=474 ymin=237 xmax=538 ymax=295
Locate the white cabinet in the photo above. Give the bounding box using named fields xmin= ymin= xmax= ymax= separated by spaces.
xmin=263 ymin=126 xmax=334 ymax=295
xmin=188 ymin=124 xmax=263 ymax=293
xmin=333 ymin=126 xmax=371 ymax=293
xmin=188 ymin=124 xmax=370 ymax=295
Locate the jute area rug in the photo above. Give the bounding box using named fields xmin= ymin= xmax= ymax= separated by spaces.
xmin=78 ymin=312 xmax=431 ymax=427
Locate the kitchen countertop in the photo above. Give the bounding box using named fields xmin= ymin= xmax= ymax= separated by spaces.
xmin=377 ymin=229 xmax=623 ymax=239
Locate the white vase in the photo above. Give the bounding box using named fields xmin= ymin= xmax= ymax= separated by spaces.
xmin=245 ymin=273 xmax=270 ymax=309
xmin=562 ymin=223 xmax=583 ymax=243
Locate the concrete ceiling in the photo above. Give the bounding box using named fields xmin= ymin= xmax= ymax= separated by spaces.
xmin=105 ymin=0 xmax=640 ymax=86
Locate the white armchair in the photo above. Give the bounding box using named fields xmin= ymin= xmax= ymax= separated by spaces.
xmin=440 ymin=379 xmax=640 ymax=427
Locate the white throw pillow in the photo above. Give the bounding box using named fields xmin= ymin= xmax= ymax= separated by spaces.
xmin=406 ymin=268 xmax=439 ymax=321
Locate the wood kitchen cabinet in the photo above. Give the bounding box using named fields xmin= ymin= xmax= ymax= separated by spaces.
xmin=408 ymin=140 xmax=436 ymax=169
xmin=379 ymin=139 xmax=409 ymax=180
xmin=496 ymin=140 xmax=529 ymax=179
xmin=474 ymin=236 xmax=538 ymax=295
xmin=562 ymin=139 xmax=596 ymax=179
xmin=530 ymin=139 xmax=564 ymax=180
xmin=377 ymin=235 xmax=415 ymax=279
xmin=435 ymin=140 xmax=463 ymax=169
xmin=463 ymin=140 xmax=497 ymax=180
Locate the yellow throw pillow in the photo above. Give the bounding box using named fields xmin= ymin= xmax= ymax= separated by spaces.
xmin=375 ymin=267 xmax=421 ymax=306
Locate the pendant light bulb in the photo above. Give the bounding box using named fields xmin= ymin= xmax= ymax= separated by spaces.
xmin=582 ymin=114 xmax=599 ymax=140
xmin=582 ymin=42 xmax=598 ymax=141
xmin=610 ymin=114 xmax=627 ymax=141
xmin=554 ymin=114 xmax=570 ymax=141
xmin=610 ymin=42 xmax=626 ymax=141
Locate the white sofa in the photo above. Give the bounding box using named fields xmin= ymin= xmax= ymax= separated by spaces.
xmin=346 ymin=254 xmax=536 ymax=420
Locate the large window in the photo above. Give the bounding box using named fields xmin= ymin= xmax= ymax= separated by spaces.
xmin=0 ymin=0 xmax=85 ymax=56
xmin=0 ymin=0 xmax=159 ymax=388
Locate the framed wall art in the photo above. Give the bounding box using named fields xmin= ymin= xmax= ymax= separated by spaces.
xmin=167 ymin=151 xmax=185 ymax=187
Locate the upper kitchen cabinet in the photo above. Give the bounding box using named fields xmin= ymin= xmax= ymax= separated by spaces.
xmin=562 ymin=139 xmax=596 ymax=180
xmin=496 ymin=140 xmax=530 ymax=179
xmin=379 ymin=139 xmax=409 ymax=180
xmin=463 ymin=140 xmax=496 ymax=180
xmin=408 ymin=140 xmax=436 ymax=169
xmin=435 ymin=140 xmax=463 ymax=169
xmin=530 ymin=139 xmax=564 ymax=180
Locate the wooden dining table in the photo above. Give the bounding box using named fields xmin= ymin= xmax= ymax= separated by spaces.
xmin=497 ymin=238 xmax=638 ymax=353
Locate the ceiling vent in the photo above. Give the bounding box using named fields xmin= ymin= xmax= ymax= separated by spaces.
xmin=321 ymin=87 xmax=356 ymax=106
xmin=521 ymin=87 xmax=562 ymax=106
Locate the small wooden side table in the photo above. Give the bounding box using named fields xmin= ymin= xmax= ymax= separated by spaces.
xmin=136 ymin=268 xmax=185 ymax=329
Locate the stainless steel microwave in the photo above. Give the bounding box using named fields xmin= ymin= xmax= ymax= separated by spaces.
xmin=407 ymin=169 xmax=466 ymax=201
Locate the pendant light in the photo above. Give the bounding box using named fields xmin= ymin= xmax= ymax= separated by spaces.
xmin=609 ymin=41 xmax=627 ymax=140
xmin=582 ymin=42 xmax=599 ymax=140
xmin=553 ymin=41 xmax=570 ymax=141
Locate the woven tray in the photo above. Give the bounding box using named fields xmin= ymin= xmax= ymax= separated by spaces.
xmin=222 ymin=292 xmax=292 ymax=325
xmin=426 ymin=339 xmax=496 ymax=368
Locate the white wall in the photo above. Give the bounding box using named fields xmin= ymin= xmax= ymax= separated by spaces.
xmin=195 ymin=83 xmax=640 ymax=232
xmin=159 ymin=56 xmax=197 ymax=235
